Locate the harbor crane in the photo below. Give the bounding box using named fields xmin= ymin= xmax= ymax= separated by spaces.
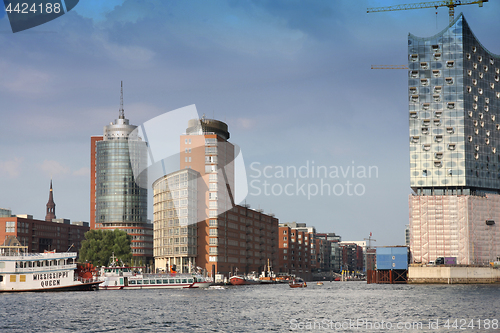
xmin=368 ymin=1 xmax=488 ymax=69
xmin=367 ymin=0 xmax=488 ymax=24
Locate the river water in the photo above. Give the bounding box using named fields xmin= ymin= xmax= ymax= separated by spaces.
xmin=1 ymin=282 xmax=499 ymax=332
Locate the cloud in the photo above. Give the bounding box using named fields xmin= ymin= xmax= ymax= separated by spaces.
xmin=235 ymin=117 xmax=257 ymax=130
xmin=40 ymin=160 xmax=70 ymax=177
xmin=0 ymin=157 xmax=24 ymax=178
xmin=0 ymin=61 xmax=53 ymax=97
xmin=73 ymin=167 xmax=90 ymax=176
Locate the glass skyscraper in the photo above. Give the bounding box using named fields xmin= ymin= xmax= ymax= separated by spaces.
xmin=409 ymin=14 xmax=500 ymax=195
xmin=92 ymin=88 xmax=152 ymax=263
xmin=408 ymin=15 xmax=500 ymax=265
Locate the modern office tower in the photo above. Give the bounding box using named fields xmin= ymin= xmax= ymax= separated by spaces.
xmin=153 ymin=168 xmax=201 ymax=273
xmin=91 ymin=83 xmax=152 ymax=264
xmin=45 ymin=180 xmax=56 ymax=222
xmin=408 ymin=14 xmax=500 ymax=265
xmin=153 ymin=118 xmax=278 ymax=276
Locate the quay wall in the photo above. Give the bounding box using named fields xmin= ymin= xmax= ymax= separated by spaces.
xmin=408 ymin=266 xmax=500 ymax=284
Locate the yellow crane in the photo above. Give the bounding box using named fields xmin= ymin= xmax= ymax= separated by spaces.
xmin=367 ymin=0 xmax=488 ymax=24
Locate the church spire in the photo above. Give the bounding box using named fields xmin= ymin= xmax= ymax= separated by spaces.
xmin=45 ymin=179 xmax=56 ymax=222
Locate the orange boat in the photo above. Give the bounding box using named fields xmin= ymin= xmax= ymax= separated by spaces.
xmin=289 ymin=279 xmax=307 ymax=288
xmin=229 ymin=275 xmax=246 ymax=285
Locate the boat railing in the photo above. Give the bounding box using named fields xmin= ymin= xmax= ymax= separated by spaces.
xmin=16 ymin=263 xmax=77 ymax=273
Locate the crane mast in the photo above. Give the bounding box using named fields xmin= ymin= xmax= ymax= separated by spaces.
xmin=367 ymin=0 xmax=488 ymax=23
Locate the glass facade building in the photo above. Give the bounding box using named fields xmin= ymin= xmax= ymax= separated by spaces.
xmin=153 ymin=168 xmax=199 ymax=273
xmin=409 ymin=14 xmax=500 ymax=195
xmin=94 ymin=111 xmax=152 ymax=261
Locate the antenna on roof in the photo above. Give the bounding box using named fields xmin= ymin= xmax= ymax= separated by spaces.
xmin=119 ymin=81 xmax=124 ymax=119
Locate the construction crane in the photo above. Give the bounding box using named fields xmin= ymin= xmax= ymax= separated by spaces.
xmin=371 ymin=65 xmax=408 ymax=69
xmin=367 ymin=0 xmax=488 ymax=24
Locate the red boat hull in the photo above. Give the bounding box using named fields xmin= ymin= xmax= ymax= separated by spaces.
xmin=229 ymin=276 xmax=246 ymax=285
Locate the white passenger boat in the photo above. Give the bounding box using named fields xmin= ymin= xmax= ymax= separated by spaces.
xmin=0 ymin=236 xmax=101 ymax=292
xmin=99 ymin=261 xmax=212 ymax=290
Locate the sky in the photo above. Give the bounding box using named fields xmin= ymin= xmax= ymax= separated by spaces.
xmin=1 ymin=0 xmax=500 ymax=246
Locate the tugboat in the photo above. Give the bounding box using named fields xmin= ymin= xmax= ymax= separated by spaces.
xmin=0 ymin=236 xmax=101 ymax=292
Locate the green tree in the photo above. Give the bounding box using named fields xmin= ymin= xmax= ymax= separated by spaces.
xmin=78 ymin=229 xmax=132 ymax=266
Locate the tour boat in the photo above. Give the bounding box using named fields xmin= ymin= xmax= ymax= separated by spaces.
xmin=98 ymin=263 xmax=212 ymax=289
xmin=0 ymin=236 xmax=101 ymax=292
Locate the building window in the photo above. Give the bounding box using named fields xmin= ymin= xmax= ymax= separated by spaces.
xmin=283 ymin=236 xmax=287 ymax=241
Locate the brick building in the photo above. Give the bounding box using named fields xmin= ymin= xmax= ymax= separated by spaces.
xmin=153 ymin=118 xmax=278 ymax=277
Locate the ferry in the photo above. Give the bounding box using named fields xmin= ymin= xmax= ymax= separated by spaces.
xmin=0 ymin=236 xmax=101 ymax=292
xmin=99 ymin=261 xmax=212 ymax=289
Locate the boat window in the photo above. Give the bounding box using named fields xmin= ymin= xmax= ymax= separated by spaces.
xmin=175 ymin=279 xmax=181 ymax=284
xmin=136 ymin=280 xmax=142 ymax=285
xmin=163 ymin=279 xmax=169 ymax=284
xmin=156 ymin=279 xmax=162 ymax=284
xmin=0 ymin=275 xmax=3 ymax=282
xmin=129 ymin=280 xmax=136 ymax=285
xmin=143 ymin=280 xmax=149 ymax=284
xmin=188 ymin=279 xmax=194 ymax=283
xmin=0 ymin=262 xmax=4 ymax=269
xmin=169 ymin=279 xmax=175 ymax=284
xmin=182 ymin=279 xmax=187 ymax=283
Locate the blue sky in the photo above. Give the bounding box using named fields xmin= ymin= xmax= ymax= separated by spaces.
xmin=1 ymin=0 xmax=499 ymax=246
